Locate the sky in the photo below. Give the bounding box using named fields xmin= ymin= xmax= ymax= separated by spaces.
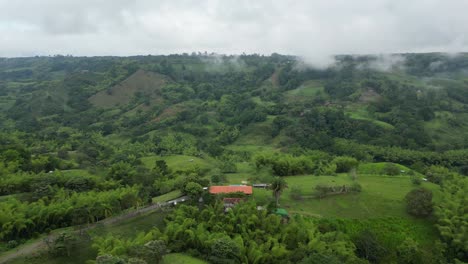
xmin=0 ymin=0 xmax=467 ymax=64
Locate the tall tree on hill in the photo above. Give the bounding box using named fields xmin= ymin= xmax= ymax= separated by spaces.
xmin=271 ymin=177 xmax=288 ymax=207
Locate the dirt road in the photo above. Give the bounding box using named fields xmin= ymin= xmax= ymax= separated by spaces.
xmin=0 ymin=196 xmax=188 ymax=264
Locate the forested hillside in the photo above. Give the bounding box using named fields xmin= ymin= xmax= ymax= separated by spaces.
xmin=0 ymin=53 xmax=467 ymax=263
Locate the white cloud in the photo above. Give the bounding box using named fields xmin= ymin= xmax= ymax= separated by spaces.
xmin=0 ymin=0 xmax=467 ymax=58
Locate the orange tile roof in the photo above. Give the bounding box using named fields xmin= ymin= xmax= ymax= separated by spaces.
xmin=209 ymin=185 xmax=253 ymax=195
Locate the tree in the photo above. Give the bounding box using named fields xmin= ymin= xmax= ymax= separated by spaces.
xmin=154 ymin=160 xmax=169 ymax=176
xmin=434 ymin=175 xmax=468 ymax=261
xmin=405 ymin=188 xmax=433 ymax=217
xmin=299 ymin=253 xmax=343 ymax=264
xmin=209 ymin=237 xmax=241 ymax=264
xmin=353 ymin=230 xmax=388 ymax=263
xmin=108 ymin=162 xmax=135 ymax=185
xmin=383 ymin=163 xmax=400 ymax=175
xmin=220 ymin=161 xmax=237 ymax=173
xmin=332 ymin=156 xmax=359 ymax=173
xmin=142 ymin=240 xmax=167 ymax=264
xmin=397 ymin=238 xmax=423 ymax=264
xmin=96 ymin=254 xmax=126 ymax=264
xmin=184 ymin=182 xmax=203 ymax=199
xmin=271 ymin=177 xmax=288 ymax=207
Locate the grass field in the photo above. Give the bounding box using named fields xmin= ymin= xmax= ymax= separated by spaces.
xmin=357 ymin=162 xmax=421 ymax=176
xmin=141 ymin=155 xmax=217 ymax=172
xmin=161 ymin=253 xmax=207 ymax=264
xmin=345 ymin=105 xmax=395 ymax=129
xmin=225 ymin=169 xmax=439 ymax=219
xmin=285 ymin=80 xmax=325 ymax=102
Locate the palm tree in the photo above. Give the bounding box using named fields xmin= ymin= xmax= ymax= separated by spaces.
xmin=271 ymin=177 xmax=288 ymax=207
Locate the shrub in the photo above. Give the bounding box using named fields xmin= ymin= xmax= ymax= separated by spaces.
xmin=411 ymin=176 xmax=422 ymax=185
xmin=7 ymin=240 xmax=18 ymax=249
xmin=211 ymin=173 xmax=226 ymax=184
xmin=289 ymin=185 xmax=303 ymax=200
xmin=397 ymin=238 xmax=423 ymax=264
xmin=405 ymin=188 xmax=433 ymax=217
xmin=333 ymin=156 xmax=359 ymax=173
xmin=220 ymin=161 xmax=237 ymax=173
xmin=350 ymin=182 xmax=362 ymax=192
xmin=383 ymin=163 xmax=400 ymax=175
xmin=353 ymin=230 xmax=388 ymax=263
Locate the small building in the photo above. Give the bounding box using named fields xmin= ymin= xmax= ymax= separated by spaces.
xmin=252 ymin=183 xmax=269 ymax=189
xmin=209 ymin=185 xmax=253 ymax=195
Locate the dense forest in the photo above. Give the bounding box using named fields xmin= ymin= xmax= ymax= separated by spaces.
xmin=0 ymin=53 xmax=467 ymax=263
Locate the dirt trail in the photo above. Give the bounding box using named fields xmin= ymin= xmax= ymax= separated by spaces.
xmin=0 ymin=197 xmax=187 ymax=264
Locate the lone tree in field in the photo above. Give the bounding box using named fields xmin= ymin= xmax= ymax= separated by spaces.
xmin=405 ymin=187 xmax=433 ymax=217
xmin=271 ymin=177 xmax=288 ymax=207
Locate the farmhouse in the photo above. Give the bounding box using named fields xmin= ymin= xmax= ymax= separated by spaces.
xmin=209 ymin=185 xmax=253 ymax=195
xmin=209 ymin=185 xmax=253 ymax=211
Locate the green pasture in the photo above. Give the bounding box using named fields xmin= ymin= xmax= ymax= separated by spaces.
xmin=141 ymin=155 xmax=216 ymax=172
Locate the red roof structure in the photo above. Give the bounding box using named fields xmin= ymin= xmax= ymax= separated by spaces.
xmin=209 ymin=185 xmax=253 ymax=195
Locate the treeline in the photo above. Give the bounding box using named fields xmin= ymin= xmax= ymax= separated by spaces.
xmin=254 ymin=153 xmax=358 ymax=176
xmin=0 ymin=186 xmax=141 ymax=242
xmin=0 ymin=170 xmax=118 ymax=197
xmin=331 ymin=139 xmax=468 ymax=173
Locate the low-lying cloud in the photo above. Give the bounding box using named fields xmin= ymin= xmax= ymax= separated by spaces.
xmin=0 ymin=0 xmax=467 ymax=58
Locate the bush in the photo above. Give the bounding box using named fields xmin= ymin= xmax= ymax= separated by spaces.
xmin=350 ymin=182 xmax=362 ymax=192
xmin=7 ymin=240 xmax=18 ymax=249
xmin=220 ymin=161 xmax=237 ymax=173
xmin=397 ymin=238 xmax=423 ymax=264
xmin=353 ymin=230 xmax=388 ymax=263
xmin=383 ymin=163 xmax=400 ymax=176
xmin=289 ymin=185 xmax=303 ymax=200
xmin=405 ymin=188 xmax=433 ymax=217
xmin=211 ymin=173 xmax=226 ymax=184
xmin=333 ymin=156 xmax=359 ymax=173
xmin=411 ymin=176 xmax=422 ymax=185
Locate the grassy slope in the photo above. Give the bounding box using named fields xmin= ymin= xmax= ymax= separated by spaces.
xmin=232 ymin=173 xmax=439 ymax=219
xmin=424 ymin=111 xmax=468 ymax=149
xmin=141 ymin=155 xmax=217 ymax=172
xmin=285 ymin=80 xmax=325 ymax=102
xmin=89 ymin=69 xmax=168 ymax=108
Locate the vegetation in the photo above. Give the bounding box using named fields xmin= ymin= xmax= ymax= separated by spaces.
xmin=1 ymin=53 xmax=468 ymax=263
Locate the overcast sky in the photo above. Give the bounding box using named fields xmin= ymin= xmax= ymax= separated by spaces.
xmin=1 ymin=0 xmax=467 ymax=63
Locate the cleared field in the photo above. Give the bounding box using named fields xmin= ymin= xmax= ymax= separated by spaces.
xmin=345 ymin=106 xmax=395 ymax=129
xmin=89 ymin=69 xmax=169 ymax=108
xmin=226 ymin=172 xmax=439 ymax=219
xmin=357 ymin=162 xmax=421 ymax=176
xmin=285 ymin=80 xmax=325 ymax=101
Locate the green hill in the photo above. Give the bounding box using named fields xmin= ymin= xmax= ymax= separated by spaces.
xmin=0 ymin=53 xmax=467 ymax=263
